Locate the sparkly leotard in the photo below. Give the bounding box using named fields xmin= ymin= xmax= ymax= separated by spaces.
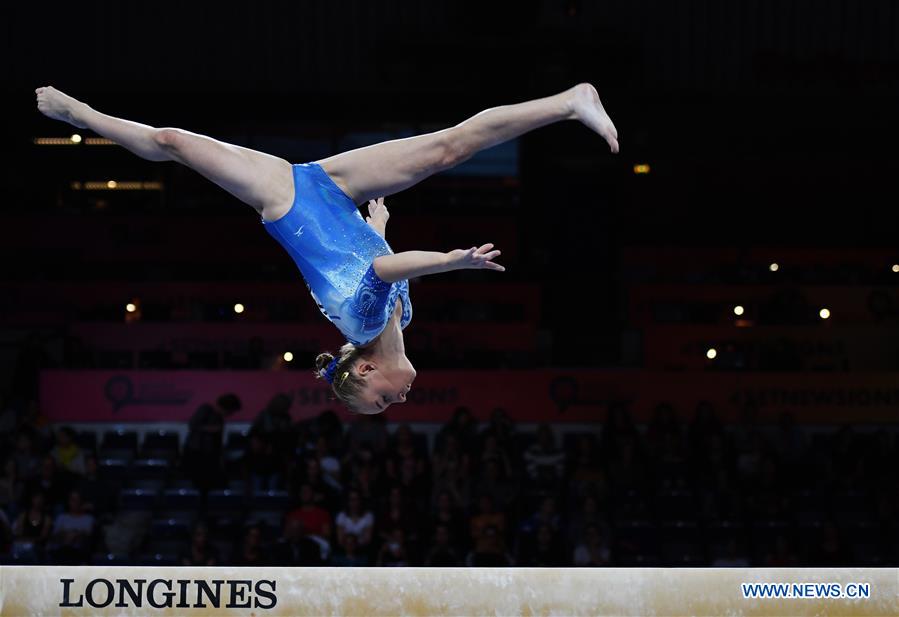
xmin=262 ymin=162 xmax=412 ymax=346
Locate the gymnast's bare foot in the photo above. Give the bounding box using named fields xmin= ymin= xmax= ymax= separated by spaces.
xmin=35 ymin=86 xmax=89 ymax=128
xmin=569 ymin=83 xmax=619 ymax=153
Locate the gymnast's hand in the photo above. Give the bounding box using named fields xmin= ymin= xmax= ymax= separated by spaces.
xmin=447 ymin=243 xmax=505 ymax=272
xmin=365 ymin=197 xmax=389 ymax=238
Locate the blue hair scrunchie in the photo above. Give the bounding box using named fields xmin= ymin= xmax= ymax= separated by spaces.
xmin=323 ymin=357 xmax=341 ymax=384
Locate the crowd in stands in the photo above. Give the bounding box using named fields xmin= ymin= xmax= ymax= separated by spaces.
xmin=0 ymin=390 xmax=896 ymax=567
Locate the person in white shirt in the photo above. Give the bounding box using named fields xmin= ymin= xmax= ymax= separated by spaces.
xmin=50 ymin=490 xmax=95 ymax=563
xmin=573 ymin=523 xmax=611 ymax=566
xmin=335 ymin=488 xmax=374 ymax=551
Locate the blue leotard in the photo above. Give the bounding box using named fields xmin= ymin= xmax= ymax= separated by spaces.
xmin=262 ymin=162 xmax=412 ymax=346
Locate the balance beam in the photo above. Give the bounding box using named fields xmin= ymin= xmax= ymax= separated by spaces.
xmin=0 ymin=566 xmax=896 ymax=616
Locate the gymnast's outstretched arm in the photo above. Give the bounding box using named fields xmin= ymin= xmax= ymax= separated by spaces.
xmin=373 ymin=243 xmax=503 ymax=283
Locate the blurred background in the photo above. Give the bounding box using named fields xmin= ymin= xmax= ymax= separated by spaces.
xmin=1 ymin=0 xmax=898 ymax=567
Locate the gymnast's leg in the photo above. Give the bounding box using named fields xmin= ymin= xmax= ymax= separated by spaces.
xmin=317 ymin=83 xmax=618 ymax=205
xmin=34 ymin=86 xmax=294 ymax=219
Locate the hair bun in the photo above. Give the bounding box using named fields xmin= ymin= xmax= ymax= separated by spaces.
xmin=314 ymin=352 xmax=335 ymax=373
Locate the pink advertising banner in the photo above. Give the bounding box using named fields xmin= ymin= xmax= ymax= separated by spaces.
xmin=40 ymin=369 xmax=899 ymax=424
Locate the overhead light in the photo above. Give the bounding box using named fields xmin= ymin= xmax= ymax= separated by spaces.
xmin=819 ymin=308 xmax=831 ymax=320
xmin=75 ymin=181 xmax=164 ymax=191
xmin=70 ymin=134 xmax=82 ymax=144
xmin=733 ymin=305 xmax=744 ymax=316
xmin=33 ymin=137 xmax=79 ymax=145
xmin=125 ymin=303 xmax=137 ymax=313
xmin=769 ymin=263 xmax=779 ymax=272
xmin=233 ymin=303 xmax=245 ymax=314
xmin=706 ymin=348 xmax=717 ymax=360
xmin=283 ymin=352 xmax=294 ymax=362
xmin=633 ymin=164 xmax=650 ymax=175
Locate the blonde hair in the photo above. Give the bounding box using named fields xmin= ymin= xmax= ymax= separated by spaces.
xmin=314 ymin=342 xmax=370 ymax=412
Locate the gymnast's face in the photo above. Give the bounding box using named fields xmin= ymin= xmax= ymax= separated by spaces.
xmin=355 ymin=360 xmax=416 ymax=415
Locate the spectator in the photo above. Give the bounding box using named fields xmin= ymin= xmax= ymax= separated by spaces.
xmin=387 ymin=425 xmax=425 ymax=470
xmin=315 ymin=436 xmax=342 ymax=491
xmin=51 ymin=427 xmax=85 ymax=476
xmin=286 ymin=483 xmax=332 ymax=547
xmin=688 ymin=400 xmax=724 ymax=455
xmin=385 ymin=425 xmax=427 ymax=506
xmin=646 ymin=402 xmax=681 ymax=452
xmin=470 ymin=494 xmax=506 ymax=547
xmin=20 ymin=400 xmax=53 ymax=450
xmin=180 ymin=522 xmax=218 ymax=566
xmin=183 ymin=393 xmax=242 ymax=492
xmin=523 ymin=424 xmax=565 ymax=492
xmin=26 ymin=456 xmax=69 ymax=509
xmin=599 ymin=402 xmax=639 ymax=465
xmin=518 ymin=524 xmax=566 ymax=567
xmin=12 ymin=431 xmax=40 ymax=483
xmin=48 ymin=490 xmax=95 ymax=564
xmin=478 ymin=433 xmax=514 ymax=478
xmin=335 ymin=489 xmax=374 ymax=551
xmin=311 ymin=409 xmax=345 ymax=455
xmin=273 ymin=518 xmax=324 ymax=566
xmin=751 ymin=455 xmax=787 ymax=518
xmin=606 ymin=434 xmax=648 ymax=493
xmin=519 ymin=496 xmax=561 ymax=536
xmin=331 ymin=532 xmax=369 ymax=566
xmin=395 ymin=455 xmax=429 ymax=510
xmin=243 ymin=431 xmax=281 ymax=493
xmin=771 ymin=411 xmax=805 ymax=470
xmin=0 ymin=393 xmax=19 ymax=445
xmin=466 ymin=525 xmax=512 ymax=567
xmin=424 ymin=524 xmax=461 ymax=566
xmin=344 ymin=414 xmax=388 ymax=455
xmin=473 ymin=458 xmax=517 ymax=512
xmin=376 ymin=528 xmax=409 ymax=567
xmin=74 ymin=454 xmax=105 ymax=513
xmin=378 ymin=486 xmax=419 ymax=546
xmin=830 ymin=425 xmax=859 ymax=481
xmin=568 ymin=495 xmax=605 ymax=546
xmin=436 ymin=406 xmax=477 ymax=455
xmin=479 ymin=407 xmax=516 ymax=455
xmin=573 ymin=523 xmax=611 ymax=566
xmin=734 ymin=431 xmax=765 ymax=484
xmin=297 ymin=456 xmax=340 ymax=511
xmin=251 ymin=393 xmax=294 ymax=460
xmin=233 ymin=524 xmax=266 ymax=566
xmin=346 ymin=450 xmax=381 ymax=504
xmin=692 ymin=432 xmax=734 ymax=493
xmin=0 ymin=507 xmax=11 ymax=555
xmin=429 ymin=490 xmax=467 ymax=548
xmin=12 ymin=492 xmax=52 ymax=560
xmin=567 ymin=435 xmax=606 ymax=505
xmin=431 ymin=433 xmax=471 ymax=509
xmin=0 ymin=458 xmax=21 ymax=514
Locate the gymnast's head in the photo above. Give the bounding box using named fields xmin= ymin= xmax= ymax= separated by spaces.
xmin=314 ymin=343 xmax=416 ymax=414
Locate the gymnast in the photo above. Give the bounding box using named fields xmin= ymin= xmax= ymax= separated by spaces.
xmin=36 ymin=84 xmax=618 ymax=414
